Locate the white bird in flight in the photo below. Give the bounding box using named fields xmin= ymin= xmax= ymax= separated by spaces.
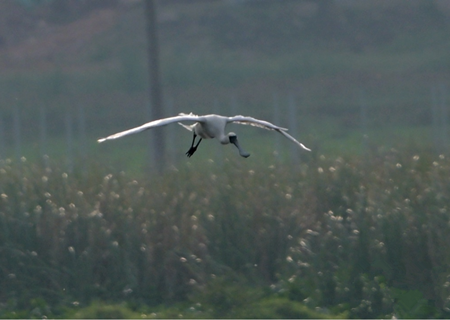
xmin=98 ymin=113 xmax=310 ymax=158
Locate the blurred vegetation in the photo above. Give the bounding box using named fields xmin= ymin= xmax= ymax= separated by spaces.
xmin=1 ymin=146 xmax=450 ymax=318
xmin=0 ymin=0 xmax=449 ymax=165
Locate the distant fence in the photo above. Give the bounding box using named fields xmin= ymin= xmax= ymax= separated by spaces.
xmin=0 ymin=83 xmax=449 ymax=172
xmin=431 ymin=83 xmax=449 ymax=154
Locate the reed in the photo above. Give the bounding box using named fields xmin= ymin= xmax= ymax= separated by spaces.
xmin=0 ymin=149 xmax=449 ymax=318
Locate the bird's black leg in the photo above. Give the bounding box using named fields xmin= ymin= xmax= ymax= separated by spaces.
xmin=186 ymin=133 xmax=202 ymax=157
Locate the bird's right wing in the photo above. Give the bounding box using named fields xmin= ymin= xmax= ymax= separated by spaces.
xmin=98 ymin=113 xmax=203 ymax=142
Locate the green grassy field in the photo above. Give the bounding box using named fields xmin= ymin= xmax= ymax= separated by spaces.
xmin=1 ymin=147 xmax=449 ymax=318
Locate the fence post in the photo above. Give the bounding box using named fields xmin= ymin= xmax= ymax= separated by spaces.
xmin=13 ymin=106 xmax=21 ymax=163
xmin=145 ymin=102 xmax=155 ymax=172
xmin=230 ymin=93 xmax=238 ymax=116
xmin=77 ymin=103 xmax=87 ymax=160
xmin=431 ymin=85 xmax=440 ymax=153
xmin=288 ymin=93 xmax=299 ymax=165
xmin=359 ymin=89 xmax=369 ymax=156
xmin=145 ymin=0 xmax=165 ymax=172
xmin=65 ymin=110 xmax=74 ymax=173
xmin=0 ymin=114 xmax=5 ymax=160
xmin=214 ymin=99 xmax=223 ymax=165
xmin=39 ymin=106 xmax=49 ymax=168
xmin=166 ymin=96 xmax=175 ymax=166
xmin=272 ymin=92 xmax=281 ymax=161
xmin=439 ymin=83 xmax=448 ymax=153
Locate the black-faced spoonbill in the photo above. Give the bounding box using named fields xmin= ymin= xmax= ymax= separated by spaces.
xmin=97 ymin=113 xmax=310 ymax=158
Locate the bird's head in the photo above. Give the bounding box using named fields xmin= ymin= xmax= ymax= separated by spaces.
xmin=228 ymin=132 xmax=250 ymax=158
xmin=227 ymin=132 xmax=237 ymax=141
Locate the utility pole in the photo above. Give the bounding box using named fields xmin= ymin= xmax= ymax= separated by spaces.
xmin=145 ymin=0 xmax=165 ymax=171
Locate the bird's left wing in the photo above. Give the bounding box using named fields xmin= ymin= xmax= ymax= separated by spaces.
xmin=228 ymin=115 xmax=310 ymax=151
xmin=278 ymin=130 xmax=311 ymax=151
xmin=98 ymin=113 xmax=202 ymax=142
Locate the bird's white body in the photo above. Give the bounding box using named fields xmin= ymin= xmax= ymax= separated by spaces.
xmin=98 ymin=113 xmax=310 ymax=157
xmin=184 ymin=115 xmax=230 ymax=143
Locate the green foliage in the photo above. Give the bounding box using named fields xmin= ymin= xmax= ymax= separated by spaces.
xmin=56 ymin=294 xmax=337 ymax=319
xmin=391 ymin=289 xmax=438 ymax=319
xmin=69 ymin=301 xmax=142 ymax=319
xmin=189 ymin=276 xmax=266 ymax=317
xmin=236 ymin=297 xmax=342 ymax=319
xmin=1 ymin=148 xmax=450 ymax=318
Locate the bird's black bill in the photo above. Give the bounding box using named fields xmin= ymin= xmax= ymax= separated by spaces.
xmin=229 ymin=135 xmax=250 ymax=158
xmin=186 ymin=134 xmax=202 ymax=158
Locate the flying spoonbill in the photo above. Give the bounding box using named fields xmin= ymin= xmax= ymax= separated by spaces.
xmin=98 ymin=113 xmax=310 ymax=158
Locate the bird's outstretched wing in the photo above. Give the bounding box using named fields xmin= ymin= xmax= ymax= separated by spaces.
xmin=277 ymin=130 xmax=311 ymax=151
xmin=227 ymin=115 xmax=310 ymax=151
xmin=98 ymin=113 xmax=202 ymax=142
xmin=228 ymin=115 xmax=288 ymax=131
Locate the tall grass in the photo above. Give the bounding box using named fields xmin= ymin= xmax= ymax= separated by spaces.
xmin=0 ymin=148 xmax=450 ymax=318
